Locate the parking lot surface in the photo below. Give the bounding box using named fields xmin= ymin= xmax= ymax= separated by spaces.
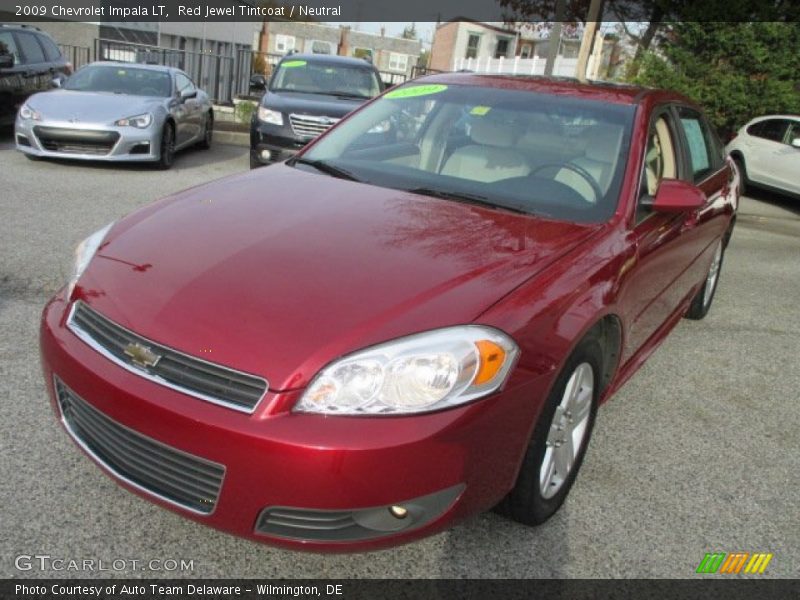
xmin=1 ymin=132 xmax=798 ymax=578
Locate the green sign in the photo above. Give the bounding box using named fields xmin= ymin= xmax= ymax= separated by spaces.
xmin=282 ymin=60 xmax=307 ymax=68
xmin=385 ymin=84 xmax=448 ymax=99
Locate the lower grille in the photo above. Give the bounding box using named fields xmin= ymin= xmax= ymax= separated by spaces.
xmin=256 ymin=507 xmax=363 ymax=541
xmin=55 ymin=377 xmax=225 ymax=514
xmin=34 ymin=126 xmax=119 ymax=155
xmin=288 ymin=114 xmax=339 ymax=139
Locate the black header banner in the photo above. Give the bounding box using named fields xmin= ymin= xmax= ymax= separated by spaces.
xmin=4 ymin=579 xmax=800 ymax=600
xmin=1 ymin=0 xmax=799 ymax=22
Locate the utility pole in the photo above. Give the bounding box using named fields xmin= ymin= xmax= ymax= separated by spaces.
xmin=576 ymin=0 xmax=605 ymax=82
xmin=544 ymin=0 xmax=567 ymax=76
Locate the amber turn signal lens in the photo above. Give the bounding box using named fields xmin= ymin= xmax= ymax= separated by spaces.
xmin=473 ymin=340 xmax=507 ymax=385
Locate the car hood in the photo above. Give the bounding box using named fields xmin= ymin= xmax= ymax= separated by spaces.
xmin=262 ymin=90 xmax=365 ymax=118
xmin=78 ymin=165 xmax=601 ymax=391
xmin=27 ymin=90 xmax=163 ymax=124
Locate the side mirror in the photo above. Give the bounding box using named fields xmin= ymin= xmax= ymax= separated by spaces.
xmin=651 ymin=179 xmax=707 ymax=213
xmin=51 ymin=75 xmax=64 ymax=88
xmin=180 ymin=89 xmax=197 ymax=101
xmin=382 ymin=81 xmax=397 ymax=91
xmin=249 ymin=74 xmax=267 ymax=92
xmin=0 ymin=53 xmax=14 ymax=69
xmin=791 ymin=138 xmax=800 ymax=149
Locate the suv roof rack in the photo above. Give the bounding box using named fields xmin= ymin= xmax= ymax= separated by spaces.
xmin=0 ymin=23 xmax=42 ymax=31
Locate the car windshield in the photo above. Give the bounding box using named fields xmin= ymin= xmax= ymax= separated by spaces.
xmin=298 ymin=82 xmax=636 ymax=223
xmin=64 ymin=66 xmax=172 ymax=97
xmin=270 ymin=60 xmax=381 ymax=99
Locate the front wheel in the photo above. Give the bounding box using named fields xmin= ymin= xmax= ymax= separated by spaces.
xmin=496 ymin=337 xmax=601 ymax=525
xmin=685 ymin=241 xmax=724 ymax=320
xmin=156 ymin=122 xmax=175 ymax=170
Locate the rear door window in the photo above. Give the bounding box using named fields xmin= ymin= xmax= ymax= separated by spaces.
xmin=748 ymin=119 xmax=789 ymax=143
xmin=37 ymin=34 xmax=62 ymax=62
xmin=15 ymin=31 xmax=46 ymax=65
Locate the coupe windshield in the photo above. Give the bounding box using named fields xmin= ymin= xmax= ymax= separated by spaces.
xmin=299 ymin=83 xmax=636 ymax=222
xmin=64 ymin=66 xmax=172 ymax=97
xmin=270 ymin=60 xmax=381 ymax=99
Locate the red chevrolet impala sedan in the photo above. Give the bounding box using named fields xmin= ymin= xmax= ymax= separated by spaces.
xmin=40 ymin=74 xmax=737 ymax=551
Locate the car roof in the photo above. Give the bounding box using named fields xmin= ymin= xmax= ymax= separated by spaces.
xmin=279 ymin=53 xmax=376 ymax=69
xmin=83 ymin=61 xmax=179 ymax=75
xmin=415 ymin=72 xmax=693 ymax=106
xmin=746 ymin=114 xmax=800 ymax=123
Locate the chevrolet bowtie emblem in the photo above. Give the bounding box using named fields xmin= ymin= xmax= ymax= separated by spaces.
xmin=123 ymin=342 xmax=161 ymax=369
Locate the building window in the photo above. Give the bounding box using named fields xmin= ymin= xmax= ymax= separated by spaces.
xmin=353 ymin=47 xmax=374 ymax=63
xmin=520 ymin=43 xmax=532 ymax=59
xmin=466 ymin=33 xmax=480 ymax=59
xmin=389 ymin=52 xmax=408 ymax=72
xmin=275 ymin=35 xmax=295 ymax=54
xmin=309 ymin=40 xmax=333 ymax=54
xmin=495 ymin=38 xmax=511 ymax=59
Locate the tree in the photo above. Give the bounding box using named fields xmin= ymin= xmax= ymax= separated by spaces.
xmin=402 ymin=23 xmax=418 ymax=40
xmin=630 ymin=22 xmax=800 ymax=137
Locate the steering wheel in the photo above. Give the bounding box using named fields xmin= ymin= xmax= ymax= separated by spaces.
xmin=530 ymin=162 xmax=603 ymax=205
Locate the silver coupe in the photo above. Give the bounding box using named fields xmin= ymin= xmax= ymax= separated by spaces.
xmin=14 ymin=62 xmax=213 ymax=168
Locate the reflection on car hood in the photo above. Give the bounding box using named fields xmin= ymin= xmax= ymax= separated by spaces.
xmin=263 ymin=90 xmax=364 ymax=118
xmin=26 ymin=90 xmax=164 ymax=124
xmin=78 ymin=164 xmax=601 ymax=391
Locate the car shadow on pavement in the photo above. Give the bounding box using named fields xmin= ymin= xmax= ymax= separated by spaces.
xmin=744 ymin=186 xmax=800 ymax=217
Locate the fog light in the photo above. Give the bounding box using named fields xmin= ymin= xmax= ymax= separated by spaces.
xmin=260 ymin=149 xmax=271 ymax=161
xmin=389 ymin=505 xmax=408 ymax=519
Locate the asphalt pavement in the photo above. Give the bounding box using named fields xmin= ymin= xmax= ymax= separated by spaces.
xmin=1 ymin=131 xmax=798 ymax=579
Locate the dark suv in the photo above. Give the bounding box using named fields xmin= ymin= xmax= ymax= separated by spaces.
xmin=249 ymin=53 xmax=383 ymax=168
xmin=0 ymin=24 xmax=71 ymax=126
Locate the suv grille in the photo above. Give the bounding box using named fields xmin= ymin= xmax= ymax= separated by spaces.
xmin=288 ymin=114 xmax=339 ymax=139
xmin=67 ymin=302 xmax=268 ymax=413
xmin=55 ymin=377 xmax=225 ymax=514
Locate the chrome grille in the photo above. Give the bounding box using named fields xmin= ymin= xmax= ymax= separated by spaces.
xmin=288 ymin=114 xmax=339 ymax=139
xmin=55 ymin=377 xmax=225 ymax=514
xmin=68 ymin=302 xmax=268 ymax=413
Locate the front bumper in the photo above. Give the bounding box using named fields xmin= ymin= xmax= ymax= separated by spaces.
xmin=250 ymin=120 xmax=309 ymax=166
xmin=15 ymin=117 xmax=160 ymax=162
xmin=41 ymin=296 xmax=545 ymax=551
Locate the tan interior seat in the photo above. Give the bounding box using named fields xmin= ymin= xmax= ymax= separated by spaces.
xmin=440 ymin=119 xmax=530 ymax=183
xmin=554 ymin=124 xmax=624 ymax=203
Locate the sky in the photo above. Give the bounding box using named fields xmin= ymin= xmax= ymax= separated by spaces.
xmin=332 ymin=22 xmax=437 ymax=47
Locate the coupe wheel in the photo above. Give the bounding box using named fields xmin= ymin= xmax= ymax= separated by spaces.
xmin=199 ymin=113 xmax=212 ymax=149
xmin=685 ymin=241 xmax=724 ymax=320
xmin=156 ymin=122 xmax=175 ymax=170
xmin=496 ymin=336 xmax=601 ymax=525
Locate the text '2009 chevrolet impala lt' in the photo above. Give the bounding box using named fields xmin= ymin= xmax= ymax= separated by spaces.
xmin=40 ymin=73 xmax=737 ymax=551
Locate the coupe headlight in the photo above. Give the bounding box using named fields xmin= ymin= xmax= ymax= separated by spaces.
xmin=115 ymin=113 xmax=152 ymax=128
xmin=19 ymin=104 xmax=41 ymax=120
xmin=295 ymin=326 xmax=519 ymax=415
xmin=258 ymin=107 xmax=283 ymax=126
xmin=66 ymin=222 xmax=114 ymax=299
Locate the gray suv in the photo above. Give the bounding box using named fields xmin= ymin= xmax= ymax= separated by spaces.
xmin=0 ymin=24 xmax=71 ymax=126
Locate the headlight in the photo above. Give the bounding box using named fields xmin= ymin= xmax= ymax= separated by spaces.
xmin=115 ymin=113 xmax=152 ymax=128
xmin=19 ymin=104 xmax=41 ymax=120
xmin=295 ymin=326 xmax=519 ymax=415
xmin=258 ymin=107 xmax=283 ymax=126
xmin=66 ymin=222 xmax=114 ymax=299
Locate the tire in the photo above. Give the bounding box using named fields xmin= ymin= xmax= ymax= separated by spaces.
xmin=249 ymin=154 xmax=261 ymax=169
xmin=733 ymin=156 xmax=748 ymax=196
xmin=685 ymin=241 xmax=724 ymax=320
xmin=496 ymin=336 xmax=602 ymax=526
xmin=155 ymin=122 xmax=175 ymax=170
xmin=198 ymin=112 xmax=212 ymax=149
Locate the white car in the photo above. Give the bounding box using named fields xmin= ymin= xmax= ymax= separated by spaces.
xmin=726 ymin=115 xmax=800 ymax=198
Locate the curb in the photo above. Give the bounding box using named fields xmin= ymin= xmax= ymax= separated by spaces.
xmin=213 ymin=130 xmax=249 ymax=147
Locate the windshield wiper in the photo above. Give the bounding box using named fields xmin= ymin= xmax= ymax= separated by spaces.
xmin=330 ymin=92 xmax=371 ymax=100
xmin=407 ymin=187 xmax=530 ymax=215
xmin=290 ymin=157 xmax=363 ymax=182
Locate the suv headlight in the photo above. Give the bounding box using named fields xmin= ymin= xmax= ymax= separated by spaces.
xmin=19 ymin=104 xmax=41 ymax=120
xmin=115 ymin=113 xmax=152 ymax=128
xmin=258 ymin=107 xmax=283 ymax=126
xmin=295 ymin=326 xmax=519 ymax=416
xmin=66 ymin=222 xmax=114 ymax=299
